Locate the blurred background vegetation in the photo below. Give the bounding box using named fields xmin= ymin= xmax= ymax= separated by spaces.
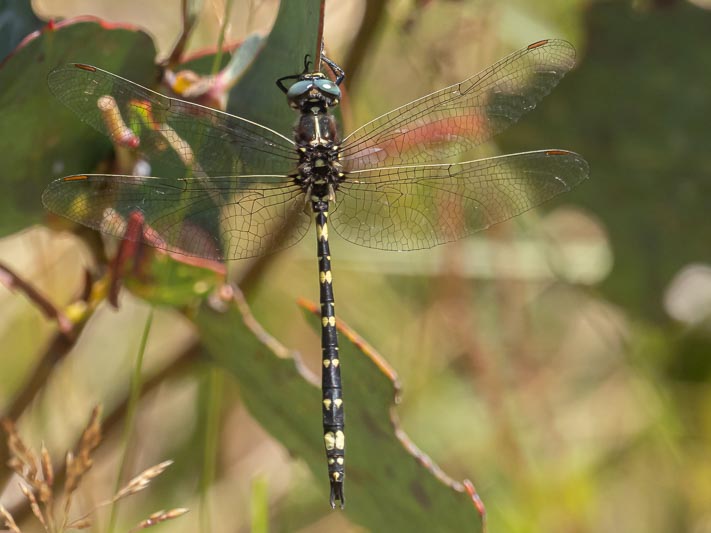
xmin=2 ymin=0 xmax=711 ymax=531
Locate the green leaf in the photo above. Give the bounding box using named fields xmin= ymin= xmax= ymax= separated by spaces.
xmin=123 ymin=251 xmax=224 ymax=308
xmin=196 ymin=293 xmax=484 ymax=530
xmin=0 ymin=18 xmax=157 ymax=235
xmin=228 ymin=0 xmax=323 ymax=134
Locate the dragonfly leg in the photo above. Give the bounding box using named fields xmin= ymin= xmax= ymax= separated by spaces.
xmin=321 ymin=53 xmax=345 ymax=86
xmin=276 ymin=55 xmax=315 ymax=93
xmin=276 ymin=73 xmax=301 ymax=94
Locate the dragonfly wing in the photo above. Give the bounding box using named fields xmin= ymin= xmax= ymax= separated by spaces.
xmin=331 ymin=150 xmax=589 ymax=250
xmin=48 ymin=64 xmax=297 ymax=177
xmin=340 ymin=40 xmax=576 ymax=170
xmin=42 ymin=174 xmax=311 ymax=260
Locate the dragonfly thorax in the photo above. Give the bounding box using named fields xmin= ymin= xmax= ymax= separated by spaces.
xmin=296 ymin=142 xmax=343 ymax=199
xmin=294 ymin=109 xmax=343 ymax=199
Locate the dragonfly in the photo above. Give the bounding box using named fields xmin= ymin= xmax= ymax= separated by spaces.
xmin=43 ymin=38 xmax=589 ymax=508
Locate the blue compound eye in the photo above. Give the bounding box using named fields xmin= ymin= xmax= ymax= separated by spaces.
xmin=315 ymin=78 xmax=341 ymax=98
xmin=286 ymin=79 xmax=314 ymax=100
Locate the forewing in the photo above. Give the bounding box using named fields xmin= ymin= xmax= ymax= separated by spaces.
xmin=48 ymin=64 xmax=297 ymax=178
xmin=331 ymin=150 xmax=589 ymax=250
xmin=42 ymin=174 xmax=311 ymax=260
xmin=340 ymin=40 xmax=576 ymax=170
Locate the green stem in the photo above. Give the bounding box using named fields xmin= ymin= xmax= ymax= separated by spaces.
xmin=199 ymin=367 xmax=224 ymax=533
xmin=211 ymin=0 xmax=236 ymax=75
xmin=107 ymin=307 xmax=154 ymax=533
xmin=250 ymin=476 xmax=269 ymax=533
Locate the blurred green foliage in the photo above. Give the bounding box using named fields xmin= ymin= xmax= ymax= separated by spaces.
xmin=501 ymin=0 xmax=711 ymax=323
xmin=2 ymin=1 xmax=711 ymax=532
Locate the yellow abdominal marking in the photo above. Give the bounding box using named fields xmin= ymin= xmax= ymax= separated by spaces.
xmin=324 ymin=432 xmax=336 ymax=450
xmin=334 ymin=399 xmax=343 ymax=408
xmin=335 ymin=431 xmax=345 ymax=450
xmin=317 ymin=223 xmax=329 ymax=241
xmin=323 ymin=399 xmax=332 ymax=409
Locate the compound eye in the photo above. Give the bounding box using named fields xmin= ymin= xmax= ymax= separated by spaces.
xmin=315 ymin=78 xmax=341 ymax=98
xmin=286 ymin=79 xmax=314 ymax=101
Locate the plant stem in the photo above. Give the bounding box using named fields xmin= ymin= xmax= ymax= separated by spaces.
xmin=250 ymin=476 xmax=269 ymax=533
xmin=107 ymin=307 xmax=154 ymax=533
xmin=211 ymin=0 xmax=236 ymax=75
xmin=199 ymin=367 xmax=224 ymax=533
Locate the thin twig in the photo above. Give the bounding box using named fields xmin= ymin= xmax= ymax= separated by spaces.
xmin=0 ymin=261 xmax=73 ymax=338
xmin=211 ymin=0 xmax=236 ymax=75
xmin=166 ymin=0 xmax=200 ymax=68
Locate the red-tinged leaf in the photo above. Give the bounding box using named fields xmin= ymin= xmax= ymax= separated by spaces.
xmin=0 ymin=17 xmax=157 ymax=236
xmin=105 ymin=210 xmax=226 ymax=308
xmin=196 ymin=289 xmax=484 ymax=530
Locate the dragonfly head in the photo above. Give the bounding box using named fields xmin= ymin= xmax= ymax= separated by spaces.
xmin=286 ymin=73 xmax=341 ymax=112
